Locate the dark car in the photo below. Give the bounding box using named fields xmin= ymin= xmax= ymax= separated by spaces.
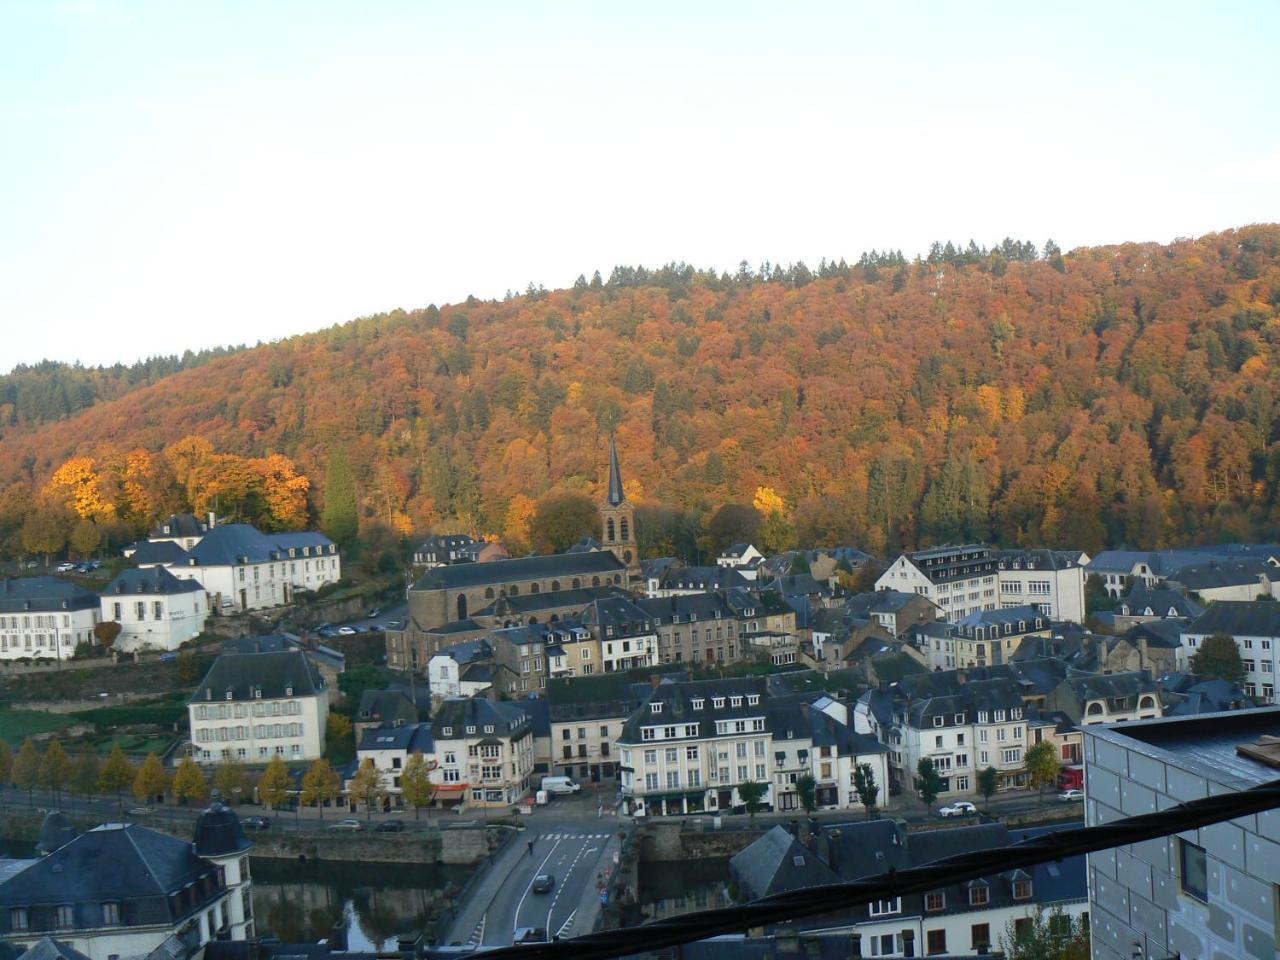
xmin=242 ymin=815 xmax=271 ymax=830
xmin=375 ymin=819 xmax=406 ymax=833
xmin=531 ymin=873 xmax=555 ymax=894
xmin=514 ymin=928 xmax=547 ymax=944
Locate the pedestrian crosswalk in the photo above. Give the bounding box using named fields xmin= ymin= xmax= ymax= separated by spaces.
xmin=539 ymin=833 xmax=611 ymax=841
xmin=465 ymin=917 xmax=485 ymax=947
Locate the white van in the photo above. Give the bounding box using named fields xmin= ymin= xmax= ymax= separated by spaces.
xmin=541 ymin=776 xmax=581 ymax=795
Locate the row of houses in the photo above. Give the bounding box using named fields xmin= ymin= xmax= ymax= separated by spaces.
xmin=0 ymin=517 xmax=342 ymax=662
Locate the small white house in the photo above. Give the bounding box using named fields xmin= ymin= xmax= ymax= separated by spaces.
xmin=100 ymin=566 xmax=207 ymax=653
xmin=716 ymin=543 xmax=765 ymax=580
xmin=428 ymin=639 xmax=495 ymax=700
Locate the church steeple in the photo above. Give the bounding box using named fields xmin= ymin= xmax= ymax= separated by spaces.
xmin=607 ymin=435 xmax=625 ymax=507
xmin=600 ymin=434 xmax=638 ymax=579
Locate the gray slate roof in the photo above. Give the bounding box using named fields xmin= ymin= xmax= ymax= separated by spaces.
xmin=413 ymin=550 xmax=625 ymax=591
xmin=129 ymin=540 xmax=191 ymax=565
xmin=0 ymin=577 xmax=99 ymax=614
xmin=191 ymin=649 xmax=326 ymax=703
xmin=1186 ymin=600 xmax=1280 ymax=638
xmin=357 ymin=722 xmax=434 ymax=753
xmin=103 ymin=566 xmax=204 ymax=596
xmin=729 ymin=825 xmax=840 ymax=897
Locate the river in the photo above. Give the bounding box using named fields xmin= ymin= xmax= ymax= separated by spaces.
xmin=251 ymin=858 xmax=472 ymax=950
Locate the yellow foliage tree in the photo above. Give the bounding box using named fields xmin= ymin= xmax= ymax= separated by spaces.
xmin=48 ymin=457 xmax=115 ymax=522
xmin=254 ymin=453 xmax=311 ymax=530
xmin=752 ymin=486 xmax=786 ymax=517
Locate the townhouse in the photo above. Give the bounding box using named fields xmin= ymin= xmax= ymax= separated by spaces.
xmin=992 ymin=548 xmax=1087 ymax=621
xmin=427 ymin=638 xmax=497 ymax=700
xmin=635 ymin=592 xmax=745 ymax=666
xmin=646 ymin=564 xmax=753 ymax=598
xmin=352 ymin=722 xmax=435 ymax=807
xmin=545 ymin=622 xmax=600 ymax=679
xmin=1041 ymin=671 xmax=1163 ymax=726
xmin=188 ymin=647 xmax=330 ymax=763
xmin=842 ymin=589 xmax=940 ymax=638
xmin=99 ymin=566 xmax=207 ymax=653
xmin=580 ymin=596 xmax=659 ymax=672
xmin=0 ymin=577 xmax=100 ymax=663
xmin=1178 ymin=600 xmax=1280 ymax=704
xmin=546 ymin=672 xmax=661 ymax=784
xmin=432 ymin=697 xmax=535 ymax=808
xmin=945 ymin=605 xmax=1051 ymax=669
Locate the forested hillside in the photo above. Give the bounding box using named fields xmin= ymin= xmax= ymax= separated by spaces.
xmin=1 ymin=226 xmax=1278 ymax=561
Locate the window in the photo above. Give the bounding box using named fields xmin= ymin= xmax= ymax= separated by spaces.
xmin=692 ymin=698 xmax=704 ymax=710
xmin=712 ymin=697 xmax=725 ymax=708
xmin=926 ymin=929 xmax=946 ymax=955
xmin=971 ymin=923 xmax=990 ymax=950
xmin=1002 ymin=748 xmax=1022 ymax=764
xmin=1180 ymin=839 xmax=1208 ymax=902
xmin=1013 ymin=878 xmax=1032 ymax=900
xmin=924 ymin=891 xmax=945 ymax=912
xmin=933 ymin=716 xmax=944 ymax=727
xmin=666 ymin=748 xmax=678 ymax=763
xmin=645 ymin=773 xmax=658 ymax=790
xmin=10 ymin=908 xmax=28 ymax=932
xmin=969 ymin=884 xmax=989 ymax=906
xmin=868 ymin=897 xmax=900 ymax=916
xmin=644 ymin=749 xmax=657 ymax=764
xmin=650 ymin=702 xmax=663 ymax=714
xmin=56 ymin=904 xmax=74 ymax=928
xmin=103 ymin=901 xmax=121 ymax=925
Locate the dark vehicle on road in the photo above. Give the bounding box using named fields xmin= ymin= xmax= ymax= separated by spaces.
xmin=531 ymin=873 xmax=555 ymax=894
xmin=242 ymin=816 xmax=271 ymax=830
xmin=514 ymin=928 xmax=547 ymax=944
xmin=374 ymin=819 xmax=405 ymax=832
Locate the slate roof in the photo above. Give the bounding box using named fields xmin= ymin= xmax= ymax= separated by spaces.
xmin=269 ymin=532 xmax=338 ymax=553
xmin=1170 ymin=558 xmax=1272 ymax=591
xmin=1118 ymin=583 xmax=1203 ymax=619
xmin=1158 ymin=674 xmax=1253 ymax=716
xmin=433 ymin=638 xmax=493 ymax=665
xmin=721 ymin=543 xmax=756 ymax=558
xmin=355 ymin=690 xmax=418 ymax=726
xmin=956 ymin=604 xmax=1046 ymax=633
xmin=900 ymin=544 xmax=996 ymax=584
xmin=580 ymin=596 xmax=656 ymax=636
xmin=103 ymin=566 xmax=204 ymax=596
xmin=606 ymin=435 xmax=626 ymax=506
xmin=192 ymin=799 xmax=251 ymax=857
xmin=729 ymin=825 xmax=840 ymax=898
xmin=474 ymin=585 xmax=624 ymax=618
xmin=129 ymin=540 xmax=191 ymax=565
xmin=191 ymin=649 xmax=326 ymax=703
xmin=433 ymin=698 xmax=533 ymax=738
xmin=617 ymin=676 xmax=771 ymax=744
xmin=357 ymin=722 xmax=434 ymax=753
xmin=0 ymin=824 xmax=224 ymax=932
xmin=1125 ymin=619 xmax=1186 ymax=649
xmin=0 ymin=577 xmax=99 ymax=614
xmin=1186 ymin=600 xmax=1280 ymax=638
xmin=566 ymin=537 xmax=604 ymax=554
xmin=994 ymin=548 xmax=1084 ymax=571
xmin=652 ymin=565 xmax=752 ymax=593
xmin=14 ymin=939 xmax=93 ymax=960
xmin=634 ymin=591 xmax=739 ymax=625
xmin=182 ymin=524 xmax=336 ymax=567
xmin=220 ymin=633 xmax=345 ymax=673
xmin=412 ymin=551 xmax=624 ymax=591
xmin=150 ymin=513 xmax=208 ymax=539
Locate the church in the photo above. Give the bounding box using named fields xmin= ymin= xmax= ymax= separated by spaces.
xmin=390 ymin=438 xmax=641 ymax=665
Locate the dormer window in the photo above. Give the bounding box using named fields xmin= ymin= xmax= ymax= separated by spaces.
xmin=968 ymin=882 xmax=990 ymax=907
xmin=692 ymin=699 xmax=705 ymax=710
xmin=1013 ymin=878 xmax=1032 ymax=900
xmin=747 ymin=695 xmax=760 ymax=706
xmin=977 ymin=711 xmax=989 ymax=723
xmin=285 ymin=686 xmax=293 ymax=697
xmin=933 ymin=716 xmax=944 ymax=727
xmin=650 ymin=702 xmax=663 ymax=714
xmin=1010 ymin=708 xmax=1022 ymax=720
xmin=466 ymin=725 xmax=476 ymax=734
xmin=953 ymin=713 xmax=964 ymax=725
xmin=994 ymin=710 xmax=1006 ymax=722
xmin=442 ymin=726 xmax=452 ymax=736
xmin=226 ymin=689 xmax=234 ymax=701
xmin=713 ymin=697 xmax=725 ymax=709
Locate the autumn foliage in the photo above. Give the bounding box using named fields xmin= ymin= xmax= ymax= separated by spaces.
xmin=0 ymin=226 xmax=1279 ymax=557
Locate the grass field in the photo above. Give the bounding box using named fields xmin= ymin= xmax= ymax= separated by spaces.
xmin=0 ymin=709 xmax=74 ymax=744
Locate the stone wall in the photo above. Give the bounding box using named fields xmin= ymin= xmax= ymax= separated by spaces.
xmin=637 ymin=820 xmax=763 ymax=862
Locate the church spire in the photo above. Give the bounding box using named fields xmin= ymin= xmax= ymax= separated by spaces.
xmin=607 ymin=435 xmax=625 ymax=506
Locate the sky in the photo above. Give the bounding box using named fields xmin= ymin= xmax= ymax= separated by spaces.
xmin=2 ymin=1 xmax=1279 ymax=370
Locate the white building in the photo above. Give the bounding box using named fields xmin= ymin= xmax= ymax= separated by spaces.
xmin=100 ymin=566 xmax=207 ymax=653
xmin=168 ymin=523 xmax=341 ymax=613
xmin=1083 ymin=707 xmax=1280 ymax=960
xmin=147 ymin=512 xmax=212 ymax=551
xmin=427 ymin=639 xmax=495 ymax=699
xmin=432 ymin=697 xmax=536 ymax=808
xmin=1179 ymin=600 xmax=1280 ymax=704
xmin=0 ymin=577 xmax=99 ymax=663
xmin=877 ymin=545 xmax=1087 ymax=624
xmin=0 ymin=809 xmax=253 ymax=959
xmin=582 ymin=596 xmax=660 ymax=673
xmin=353 ymin=722 xmax=436 ymax=805
xmin=716 ymin=543 xmax=765 ymax=581
xmin=188 ymin=648 xmax=330 ymax=763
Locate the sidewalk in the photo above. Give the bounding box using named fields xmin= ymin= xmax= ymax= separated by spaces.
xmin=561 ymin=830 xmax=622 ymax=938
xmin=443 ymin=828 xmax=526 ymax=945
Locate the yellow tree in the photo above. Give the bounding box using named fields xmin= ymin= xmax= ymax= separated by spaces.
xmin=133 ymin=752 xmax=170 ymax=805
xmin=213 ymin=756 xmax=250 ymax=803
xmin=254 ymin=454 xmax=311 ymax=530
xmin=0 ymin=739 xmax=11 ymax=787
xmin=172 ymin=755 xmax=211 ymax=805
xmin=38 ymin=737 xmax=73 ymax=803
xmin=163 ymin=435 xmax=215 ymax=511
xmin=98 ymin=743 xmax=135 ymax=808
xmin=259 ymin=755 xmax=293 ymax=809
xmin=300 ymin=758 xmax=342 ymax=819
xmin=48 ymin=456 xmax=116 ymax=522
xmin=348 ymin=758 xmax=387 ymax=821
xmin=12 ymin=738 xmax=41 ymax=806
xmin=400 ymin=752 xmax=436 ymax=820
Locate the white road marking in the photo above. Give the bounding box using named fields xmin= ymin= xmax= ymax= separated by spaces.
xmin=512 ymin=837 xmax=562 ymax=938
xmin=545 ymin=835 xmax=596 ymax=934
xmin=556 ymin=910 xmax=577 ymax=940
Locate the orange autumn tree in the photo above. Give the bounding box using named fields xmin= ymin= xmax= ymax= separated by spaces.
xmin=47 ymin=457 xmax=115 ymax=523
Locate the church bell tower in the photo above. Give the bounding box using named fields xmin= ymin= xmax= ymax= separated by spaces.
xmin=600 ymin=436 xmax=639 ymax=578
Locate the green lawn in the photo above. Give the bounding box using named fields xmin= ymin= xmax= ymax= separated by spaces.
xmin=0 ymin=709 xmax=74 ymax=745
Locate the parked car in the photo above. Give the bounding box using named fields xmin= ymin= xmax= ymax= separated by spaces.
xmin=385 ymin=620 xmax=404 ymax=629
xmin=56 ymin=562 xmax=75 ymax=572
xmin=939 ymin=801 xmax=977 ymax=818
xmin=328 ymin=819 xmax=363 ymax=832
xmin=367 ymin=608 xmax=382 ymax=618
xmin=541 ymin=776 xmax=581 ymax=795
xmin=242 ymin=815 xmax=272 ymax=830
xmin=337 ymin=626 xmax=357 ymax=636
xmin=531 ymin=873 xmax=555 ymax=894
xmin=127 ymin=806 xmax=153 ymax=817
xmin=374 ymin=819 xmax=406 ymax=833
xmin=1057 ymin=789 xmax=1085 ymax=802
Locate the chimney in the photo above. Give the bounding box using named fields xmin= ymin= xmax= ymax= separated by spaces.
xmin=650 ymin=673 xmax=662 ymax=690
xmin=800 ymin=702 xmax=811 ymax=721
xmin=207 ymin=511 xmax=216 ymax=530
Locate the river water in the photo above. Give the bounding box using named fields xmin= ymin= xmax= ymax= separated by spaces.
xmin=251 ymin=858 xmax=472 ymax=951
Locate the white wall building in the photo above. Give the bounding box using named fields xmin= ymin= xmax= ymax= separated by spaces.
xmin=100 ymin=566 xmax=207 ymax=653
xmin=432 ymin=697 xmax=536 ymax=808
xmin=0 ymin=577 xmax=99 ymax=663
xmin=1179 ymin=600 xmax=1280 ymax=704
xmin=353 ymin=723 xmax=436 ymax=804
xmin=994 ymin=549 xmax=1087 ymax=621
xmin=428 ymin=639 xmax=495 ymax=699
xmin=188 ymin=648 xmax=330 ymax=763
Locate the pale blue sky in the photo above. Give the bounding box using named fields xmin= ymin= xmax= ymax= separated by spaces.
xmin=2 ymin=1 xmax=1278 ymax=369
